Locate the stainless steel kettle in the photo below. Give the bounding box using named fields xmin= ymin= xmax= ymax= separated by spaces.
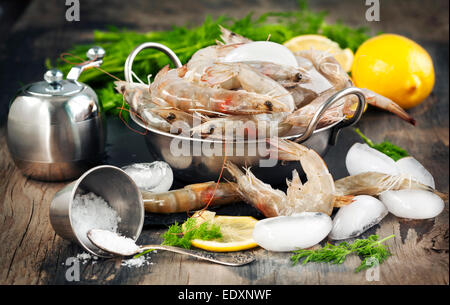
xmin=7 ymin=47 xmax=106 ymax=181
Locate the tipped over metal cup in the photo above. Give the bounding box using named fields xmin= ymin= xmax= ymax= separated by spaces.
xmin=49 ymin=165 xmax=144 ymax=257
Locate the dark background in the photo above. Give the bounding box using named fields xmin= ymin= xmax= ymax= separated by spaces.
xmin=0 ymin=0 xmax=448 ymax=124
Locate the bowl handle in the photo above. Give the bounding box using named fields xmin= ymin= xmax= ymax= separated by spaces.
xmin=124 ymin=42 xmax=182 ymax=83
xmin=293 ymin=87 xmax=366 ymax=144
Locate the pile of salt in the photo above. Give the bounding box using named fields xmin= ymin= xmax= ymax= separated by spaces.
xmin=87 ymin=229 xmax=140 ymax=255
xmin=71 ymin=192 xmax=121 ymax=242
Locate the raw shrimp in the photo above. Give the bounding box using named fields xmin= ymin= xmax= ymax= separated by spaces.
xmin=361 ymin=88 xmax=416 ymax=125
xmin=270 ymin=138 xmax=336 ymax=215
xmin=186 ymin=43 xmax=243 ymax=82
xmin=295 ymin=50 xmax=350 ymax=90
xmin=191 ymin=112 xmax=292 ymax=139
xmin=285 ymin=88 xmax=354 ymax=128
xmin=210 ymin=61 xmax=332 ymax=109
xmin=296 ymin=49 xmax=416 ymax=125
xmin=149 ymin=107 xmax=200 ymax=128
xmin=226 ymin=138 xmax=336 ymax=217
xmin=115 ymin=81 xmax=174 ymax=132
xmin=201 ymin=63 xmax=295 ymax=112
xmin=151 ymin=65 xmax=291 ymax=115
xmin=142 ymin=182 xmax=241 ymax=213
xmin=334 ymin=172 xmax=448 ymax=201
xmin=218 ymin=27 xmax=416 ymax=125
xmin=114 ymin=80 xmax=155 ymax=111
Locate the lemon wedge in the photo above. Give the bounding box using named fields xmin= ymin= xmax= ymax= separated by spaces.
xmin=284 ymin=34 xmax=354 ymax=72
xmin=186 ymin=211 xmax=258 ymax=252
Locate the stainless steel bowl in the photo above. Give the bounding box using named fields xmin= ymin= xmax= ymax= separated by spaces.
xmin=49 ymin=165 xmax=144 ymax=257
xmin=125 ymin=43 xmax=366 ymax=185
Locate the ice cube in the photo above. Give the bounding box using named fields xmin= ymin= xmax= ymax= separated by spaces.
xmin=252 ymin=212 xmax=332 ymax=252
xmin=379 ymin=189 xmax=444 ymax=219
xmin=329 ymin=195 xmax=388 ymax=240
xmin=345 ymin=143 xmax=399 ymax=176
xmin=122 ymin=161 xmax=173 ymax=193
xmin=396 ymin=157 xmax=435 ymax=189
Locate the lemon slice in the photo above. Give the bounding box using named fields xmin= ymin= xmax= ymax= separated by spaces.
xmin=187 ymin=212 xmax=258 ymax=252
xmin=284 ymin=34 xmax=354 ymax=72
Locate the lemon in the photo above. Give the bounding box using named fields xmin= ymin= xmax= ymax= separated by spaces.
xmin=187 ymin=211 xmax=258 ymax=252
xmin=284 ymin=34 xmax=354 ymax=72
xmin=352 ymin=34 xmax=434 ymax=109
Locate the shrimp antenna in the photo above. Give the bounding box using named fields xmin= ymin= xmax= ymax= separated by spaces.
xmin=188 ymin=108 xmax=230 ymax=117
xmin=131 ymin=70 xmax=146 ymax=85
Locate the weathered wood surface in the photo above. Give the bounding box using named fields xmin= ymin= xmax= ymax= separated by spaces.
xmin=0 ymin=0 xmax=448 ymax=285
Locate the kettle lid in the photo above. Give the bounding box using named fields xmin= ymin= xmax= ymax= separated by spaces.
xmin=25 ymin=69 xmax=84 ymax=97
xmin=23 ymin=46 xmax=105 ymax=98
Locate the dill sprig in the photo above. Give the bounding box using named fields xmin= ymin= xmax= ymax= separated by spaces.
xmin=49 ymin=0 xmax=370 ymax=117
xmin=162 ymin=218 xmax=222 ymax=249
xmin=355 ymin=128 xmax=409 ymax=161
xmin=291 ymin=234 xmax=394 ymax=273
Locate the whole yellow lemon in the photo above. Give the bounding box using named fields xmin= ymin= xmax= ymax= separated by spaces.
xmin=352 ymin=34 xmax=435 ymax=109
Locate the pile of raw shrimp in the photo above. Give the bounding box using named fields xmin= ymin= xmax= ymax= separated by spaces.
xmin=117 ymin=26 xmax=415 ymax=141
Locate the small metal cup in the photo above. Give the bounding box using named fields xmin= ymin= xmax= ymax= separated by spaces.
xmin=49 ymin=165 xmax=144 ymax=257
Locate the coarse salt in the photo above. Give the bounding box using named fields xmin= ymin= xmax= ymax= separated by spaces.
xmin=71 ymin=192 xmax=121 ymax=242
xmin=121 ymin=255 xmax=154 ymax=268
xmin=88 ymin=229 xmax=140 ymax=255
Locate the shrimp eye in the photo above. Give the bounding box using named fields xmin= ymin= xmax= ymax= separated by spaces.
xmin=295 ymin=73 xmax=302 ymax=81
xmin=167 ymin=113 xmax=176 ymax=121
xmin=264 ymin=101 xmax=273 ymax=111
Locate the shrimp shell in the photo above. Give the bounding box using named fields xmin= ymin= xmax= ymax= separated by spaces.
xmin=142 ymin=182 xmax=241 ymax=213
xmin=334 ymin=172 xmax=448 ymax=201
xmin=151 ymin=65 xmax=290 ymax=115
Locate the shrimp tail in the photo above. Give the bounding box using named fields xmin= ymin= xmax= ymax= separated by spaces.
xmin=219 ymin=25 xmax=252 ymax=45
xmin=362 ymin=88 xmax=416 ymax=126
xmin=333 ymin=195 xmax=355 ymax=207
xmin=202 ymin=64 xmax=237 ymax=87
xmin=267 ymin=137 xmax=308 ymax=161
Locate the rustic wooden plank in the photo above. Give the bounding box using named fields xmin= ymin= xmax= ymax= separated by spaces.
xmin=1 ymin=119 xmax=448 ymax=285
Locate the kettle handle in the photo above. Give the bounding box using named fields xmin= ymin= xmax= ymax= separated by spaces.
xmin=66 ymin=46 xmax=106 ymax=81
xmin=124 ymin=43 xmax=182 ymax=83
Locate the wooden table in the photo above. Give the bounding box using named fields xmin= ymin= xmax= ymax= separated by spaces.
xmin=0 ymin=0 xmax=448 ymax=285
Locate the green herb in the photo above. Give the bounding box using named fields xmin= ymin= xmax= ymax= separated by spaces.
xmin=133 ymin=248 xmax=155 ymax=259
xmin=50 ymin=0 xmax=370 ymax=116
xmin=355 ymin=128 xmax=409 ymax=161
xmin=161 ymin=218 xmax=222 ymax=249
xmin=291 ymin=234 xmax=394 ymax=273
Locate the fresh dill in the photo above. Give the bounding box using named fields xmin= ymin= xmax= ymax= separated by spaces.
xmin=133 ymin=248 xmax=155 ymax=259
xmin=355 ymin=128 xmax=409 ymax=161
xmin=161 ymin=218 xmax=222 ymax=249
xmin=49 ymin=0 xmax=370 ymax=117
xmin=291 ymin=234 xmax=394 ymax=272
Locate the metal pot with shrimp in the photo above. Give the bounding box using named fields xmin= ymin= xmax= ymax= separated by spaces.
xmin=117 ymin=27 xmax=415 ymax=184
